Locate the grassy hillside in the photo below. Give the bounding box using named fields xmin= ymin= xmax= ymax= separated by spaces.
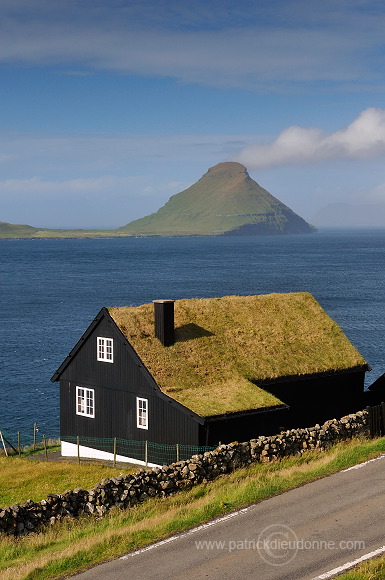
xmin=0 ymin=456 xmax=130 ymax=506
xmin=0 ymin=222 xmax=39 ymax=238
xmin=117 ymin=162 xmax=316 ymax=236
xmin=0 ymin=222 xmax=118 ymax=239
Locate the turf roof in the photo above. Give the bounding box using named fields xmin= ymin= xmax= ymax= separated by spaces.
xmin=108 ymin=293 xmax=367 ymax=417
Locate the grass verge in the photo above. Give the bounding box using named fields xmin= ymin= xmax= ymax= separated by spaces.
xmin=1 ymin=436 xmax=385 ymax=579
xmin=0 ymin=454 xmax=134 ymax=506
xmin=335 ymin=556 xmax=385 ymax=579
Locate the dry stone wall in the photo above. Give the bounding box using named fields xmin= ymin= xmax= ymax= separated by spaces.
xmin=0 ymin=410 xmax=369 ymax=536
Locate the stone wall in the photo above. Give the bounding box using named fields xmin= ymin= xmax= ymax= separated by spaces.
xmin=0 ymin=410 xmax=369 ymax=536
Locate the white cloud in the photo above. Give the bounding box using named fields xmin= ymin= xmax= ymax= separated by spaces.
xmin=235 ymin=108 xmax=385 ymax=170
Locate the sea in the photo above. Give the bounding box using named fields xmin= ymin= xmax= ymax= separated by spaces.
xmin=0 ymin=229 xmax=384 ymax=440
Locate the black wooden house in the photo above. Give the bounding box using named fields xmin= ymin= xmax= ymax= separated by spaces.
xmin=51 ymin=293 xmax=370 ymax=465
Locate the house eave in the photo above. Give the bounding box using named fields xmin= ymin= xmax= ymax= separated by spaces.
xmin=254 ymin=364 xmax=370 ymax=388
xmin=204 ymin=403 xmax=289 ymax=422
xmin=50 ymin=308 xmax=109 ymax=382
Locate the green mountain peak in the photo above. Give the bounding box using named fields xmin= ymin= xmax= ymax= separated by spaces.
xmin=117 ymin=161 xmax=316 ymax=236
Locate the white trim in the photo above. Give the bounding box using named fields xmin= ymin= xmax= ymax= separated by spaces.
xmin=76 ymin=386 xmax=95 ymax=418
xmin=61 ymin=441 xmax=160 ymax=468
xmin=137 ymin=397 xmax=148 ymax=430
xmin=97 ymin=336 xmax=114 ymax=363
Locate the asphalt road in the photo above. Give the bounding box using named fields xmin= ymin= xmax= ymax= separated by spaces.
xmin=72 ymin=455 xmax=385 ymax=580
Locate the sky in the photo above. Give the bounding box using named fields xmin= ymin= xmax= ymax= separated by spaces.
xmin=1 ymin=0 xmax=385 ymax=229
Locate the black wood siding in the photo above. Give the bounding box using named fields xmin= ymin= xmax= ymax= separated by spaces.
xmin=59 ymin=315 xmax=154 ymax=395
xmin=60 ymin=381 xmax=200 ymax=445
xmin=204 ymin=407 xmax=290 ymax=446
xmin=261 ymin=370 xmax=366 ymax=429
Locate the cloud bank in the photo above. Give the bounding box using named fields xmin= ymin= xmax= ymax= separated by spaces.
xmin=0 ymin=0 xmax=384 ymax=91
xmin=235 ymin=108 xmax=385 ymax=170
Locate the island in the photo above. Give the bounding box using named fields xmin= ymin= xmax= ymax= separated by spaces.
xmin=1 ymin=162 xmax=316 ymax=238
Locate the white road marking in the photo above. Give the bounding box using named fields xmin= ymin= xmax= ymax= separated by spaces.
xmin=312 ymin=545 xmax=385 ymax=579
xmin=341 ymin=453 xmax=385 ymax=472
xmin=120 ymin=506 xmax=252 ymax=559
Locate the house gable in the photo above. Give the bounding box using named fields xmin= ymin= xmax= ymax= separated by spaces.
xmin=52 ymin=309 xmax=204 ymax=443
xmin=51 ymin=308 xmax=160 ymax=395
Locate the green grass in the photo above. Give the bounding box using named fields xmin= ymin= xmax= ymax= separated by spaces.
xmin=29 ymin=229 xmax=119 ymax=238
xmin=0 ymin=455 xmax=134 ymax=507
xmin=337 ymin=558 xmax=385 ymax=579
xmin=1 ymin=437 xmax=385 ymax=580
xmin=109 ymin=293 xmax=367 ymax=416
xmin=0 ymin=221 xmax=120 ymax=239
xmin=19 ymin=444 xmax=61 ymax=457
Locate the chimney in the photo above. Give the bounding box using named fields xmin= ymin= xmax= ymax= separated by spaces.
xmin=153 ymin=299 xmax=175 ymax=346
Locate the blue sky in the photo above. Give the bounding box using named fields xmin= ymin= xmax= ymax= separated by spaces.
xmin=1 ymin=0 xmax=385 ymax=228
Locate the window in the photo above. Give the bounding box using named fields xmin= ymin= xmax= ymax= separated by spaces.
xmin=97 ymin=337 xmax=114 ymax=363
xmin=137 ymin=397 xmax=148 ymax=430
xmin=76 ymin=387 xmax=95 ymax=418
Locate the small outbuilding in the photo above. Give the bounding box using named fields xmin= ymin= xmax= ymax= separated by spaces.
xmin=51 ymin=292 xmax=369 ymax=464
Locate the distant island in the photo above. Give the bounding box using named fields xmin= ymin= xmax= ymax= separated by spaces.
xmin=117 ymin=162 xmax=316 ymax=236
xmin=0 ymin=222 xmax=118 ymax=239
xmin=0 ymin=162 xmax=316 ymax=239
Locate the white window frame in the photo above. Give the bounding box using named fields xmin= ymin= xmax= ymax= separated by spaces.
xmin=137 ymin=397 xmax=148 ymax=430
xmin=76 ymin=386 xmax=95 ymax=418
xmin=97 ymin=337 xmax=114 ymax=363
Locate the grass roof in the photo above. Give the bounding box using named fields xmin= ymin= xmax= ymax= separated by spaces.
xmin=108 ymin=293 xmax=367 ymax=417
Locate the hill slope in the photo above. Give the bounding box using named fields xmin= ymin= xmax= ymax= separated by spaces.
xmin=0 ymin=221 xmax=39 ymax=238
xmin=117 ymin=162 xmax=316 ymax=236
xmin=0 ymin=221 xmax=117 ymax=239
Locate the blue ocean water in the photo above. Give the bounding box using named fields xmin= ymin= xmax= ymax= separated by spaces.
xmin=0 ymin=230 xmax=384 ymax=438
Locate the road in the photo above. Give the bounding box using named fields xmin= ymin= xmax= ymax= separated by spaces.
xmin=72 ymin=455 xmax=385 ymax=580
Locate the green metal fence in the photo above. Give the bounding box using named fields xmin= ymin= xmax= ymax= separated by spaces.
xmin=0 ymin=428 xmax=215 ymax=465
xmin=64 ymin=435 xmax=215 ymax=466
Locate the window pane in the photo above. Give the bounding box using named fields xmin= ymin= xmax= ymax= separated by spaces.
xmin=86 ymin=391 xmax=94 ymax=416
xmin=77 ymin=388 xmax=85 ymax=413
xmin=76 ymin=387 xmax=94 ymax=418
xmin=137 ymin=398 xmax=148 ymax=429
xmin=97 ymin=337 xmax=113 ymax=362
xmin=98 ymin=338 xmax=104 ymax=359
